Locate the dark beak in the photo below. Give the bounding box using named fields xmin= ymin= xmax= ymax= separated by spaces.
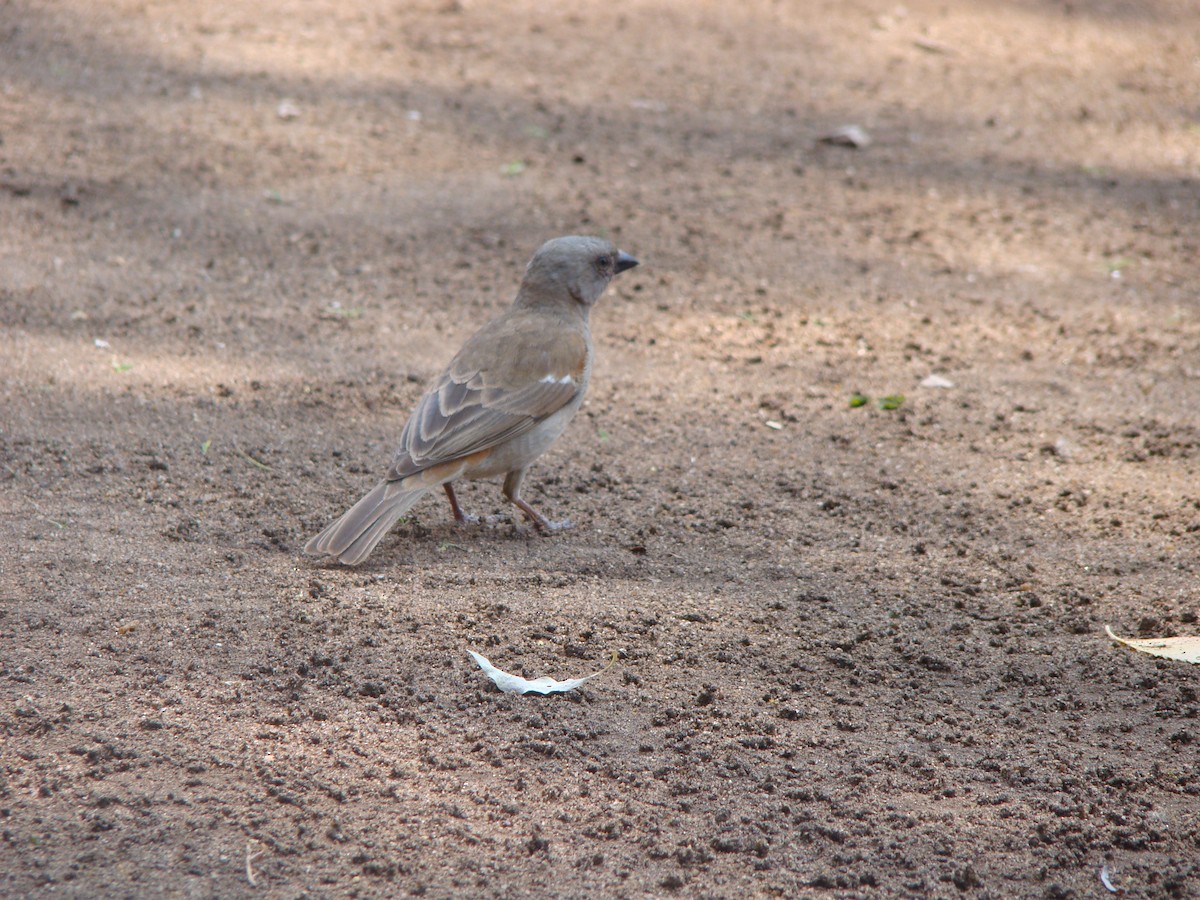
xmin=615 ymin=250 xmax=639 ymax=274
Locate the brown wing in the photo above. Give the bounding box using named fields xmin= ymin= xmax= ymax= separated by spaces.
xmin=387 ymin=312 xmax=588 ymax=480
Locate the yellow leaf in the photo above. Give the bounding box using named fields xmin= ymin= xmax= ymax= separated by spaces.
xmin=1105 ymin=625 xmax=1200 ymax=664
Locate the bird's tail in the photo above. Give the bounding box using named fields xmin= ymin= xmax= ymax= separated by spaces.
xmin=304 ymin=480 xmax=427 ymax=566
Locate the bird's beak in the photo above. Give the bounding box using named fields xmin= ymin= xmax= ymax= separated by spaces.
xmin=615 ymin=251 xmax=639 ymax=274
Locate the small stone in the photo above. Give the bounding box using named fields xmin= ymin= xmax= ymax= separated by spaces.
xmin=920 ymin=374 xmax=954 ymax=389
xmin=819 ymin=125 xmax=871 ymax=148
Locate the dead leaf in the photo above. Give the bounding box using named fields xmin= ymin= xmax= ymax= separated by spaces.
xmin=469 ymin=650 xmax=617 ymax=695
xmin=1105 ymin=625 xmax=1200 ymax=664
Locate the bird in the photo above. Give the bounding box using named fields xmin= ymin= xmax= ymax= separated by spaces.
xmin=304 ymin=235 xmax=639 ymax=566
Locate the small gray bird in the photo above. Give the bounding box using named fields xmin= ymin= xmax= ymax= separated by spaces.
xmin=305 ymin=235 xmax=638 ymax=565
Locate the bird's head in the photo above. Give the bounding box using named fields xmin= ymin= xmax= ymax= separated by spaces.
xmin=520 ymin=235 xmax=638 ymax=308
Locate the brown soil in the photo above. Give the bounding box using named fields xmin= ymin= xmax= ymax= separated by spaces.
xmin=3 ymin=1 xmax=1199 ymax=896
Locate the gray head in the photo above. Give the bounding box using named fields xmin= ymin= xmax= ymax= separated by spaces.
xmin=520 ymin=235 xmax=638 ymax=307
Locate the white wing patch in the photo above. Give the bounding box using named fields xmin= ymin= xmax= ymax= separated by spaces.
xmin=540 ymin=373 xmax=575 ymax=385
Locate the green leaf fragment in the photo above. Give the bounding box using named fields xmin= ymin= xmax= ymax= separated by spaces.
xmin=235 ymin=448 xmax=272 ymax=470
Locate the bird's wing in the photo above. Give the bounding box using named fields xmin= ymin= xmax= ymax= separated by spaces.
xmin=387 ymin=317 xmax=587 ymax=480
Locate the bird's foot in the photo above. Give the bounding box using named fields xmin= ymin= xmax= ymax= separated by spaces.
xmin=516 ymin=513 xmax=572 ymax=534
xmin=507 ymin=494 xmax=572 ymax=534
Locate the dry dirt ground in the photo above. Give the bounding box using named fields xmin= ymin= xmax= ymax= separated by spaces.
xmin=2 ymin=1 xmax=1200 ymax=897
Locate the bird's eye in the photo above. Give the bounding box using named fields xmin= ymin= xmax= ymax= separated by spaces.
xmin=596 ymin=255 xmax=613 ymax=271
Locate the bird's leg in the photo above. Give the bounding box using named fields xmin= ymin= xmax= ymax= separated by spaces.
xmin=502 ymin=469 xmax=572 ymax=532
xmin=443 ymin=483 xmax=479 ymax=525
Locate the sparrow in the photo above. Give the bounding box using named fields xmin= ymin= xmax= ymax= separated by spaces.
xmin=305 ymin=235 xmax=638 ymax=565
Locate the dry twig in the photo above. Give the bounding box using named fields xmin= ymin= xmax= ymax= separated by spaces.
xmin=245 ymin=841 xmax=264 ymax=887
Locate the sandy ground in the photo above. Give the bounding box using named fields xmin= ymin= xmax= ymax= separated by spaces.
xmin=2 ymin=0 xmax=1200 ymax=896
